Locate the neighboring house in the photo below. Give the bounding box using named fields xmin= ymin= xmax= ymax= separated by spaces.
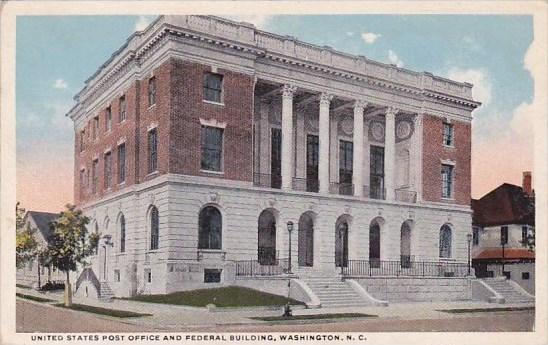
xmin=471 ymin=172 xmax=535 ymax=294
xmin=67 ymin=15 xmax=481 ymax=303
xmin=16 ymin=211 xmax=64 ymax=288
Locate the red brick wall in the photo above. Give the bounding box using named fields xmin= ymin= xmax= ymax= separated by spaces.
xmin=422 ymin=115 xmax=471 ymax=206
xmin=169 ymin=58 xmax=254 ymax=181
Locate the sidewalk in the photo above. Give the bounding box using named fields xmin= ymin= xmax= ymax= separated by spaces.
xmin=16 ymin=287 xmax=535 ymax=331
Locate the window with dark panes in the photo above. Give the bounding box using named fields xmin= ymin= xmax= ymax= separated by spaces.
xmin=306 ymin=134 xmax=319 ymax=192
xmin=79 ymin=169 xmax=85 ymax=198
xmin=92 ymin=159 xmax=99 ymax=194
xmin=441 ymin=164 xmax=454 ymax=198
xmin=119 ymin=214 xmax=126 ymax=253
xmin=118 ymin=143 xmax=126 ymax=183
xmin=522 ymin=272 xmax=530 ymax=280
xmin=198 ymin=206 xmax=222 ymax=250
xmin=203 ymin=73 xmax=223 ymax=103
xmin=339 ymin=140 xmax=353 ymax=185
xmin=105 ymin=106 xmax=112 ymax=132
xmin=501 ymin=226 xmax=508 ymax=245
xmin=148 ymin=128 xmax=158 ymax=173
xmin=93 ymin=116 xmax=99 ymax=139
xmin=204 ymin=269 xmax=222 ymax=283
xmin=443 ymin=122 xmax=454 ymax=146
xmin=439 ymin=224 xmax=452 ymax=258
xmin=201 ymin=126 xmax=223 ymax=172
xmin=370 ymin=145 xmax=385 ymax=199
xmin=119 ymin=95 xmax=126 ymax=122
xmin=522 ymin=226 xmax=528 ymax=247
xmin=148 ymin=77 xmax=156 ymax=106
xmin=270 ymin=128 xmax=282 ymax=189
xmin=104 ymin=151 xmax=112 ymax=189
xmin=473 ymin=227 xmax=480 ymax=246
xmin=150 ymin=206 xmax=159 ymax=250
xmin=80 ymin=129 xmax=85 ymax=152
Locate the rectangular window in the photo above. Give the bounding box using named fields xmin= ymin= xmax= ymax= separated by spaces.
xmin=104 ymin=151 xmax=112 ymax=189
xmin=148 ymin=77 xmax=156 ymax=106
xmin=144 ymin=269 xmax=151 ymax=283
xmin=201 ymin=126 xmax=223 ymax=172
xmin=443 ymin=122 xmax=454 ymax=146
xmin=522 ymin=272 xmax=530 ymax=280
xmin=270 ymin=128 xmax=282 ymax=189
xmin=203 ymin=73 xmax=223 ymax=103
xmin=473 ymin=227 xmax=480 ymax=246
xmin=79 ymin=169 xmax=85 ymax=198
xmin=117 ymin=143 xmax=126 ymax=184
xmin=370 ymin=146 xmax=385 ymax=199
xmin=93 ymin=116 xmax=99 ymax=139
xmin=105 ymin=106 xmax=112 ymax=132
xmin=441 ymin=164 xmax=454 ymax=198
xmin=339 ymin=140 xmax=353 ymax=194
xmin=522 ymin=226 xmax=528 ymax=247
xmin=92 ymin=159 xmax=99 ymax=194
xmin=204 ymin=269 xmax=222 ymax=283
xmin=79 ymin=129 xmax=85 ymax=152
xmin=306 ymin=134 xmax=319 ymax=192
xmin=114 ymin=269 xmax=120 ymax=282
xmin=501 ymin=226 xmax=508 ymax=245
xmin=119 ymin=95 xmax=126 ymax=122
xmin=148 ymin=128 xmax=158 ymax=173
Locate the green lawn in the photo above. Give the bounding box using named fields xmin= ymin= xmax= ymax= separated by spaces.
xmin=438 ymin=306 xmax=535 ymax=314
xmin=16 ymin=284 xmax=31 ymax=289
xmin=55 ymin=303 xmax=152 ymax=318
xmin=16 ymin=293 xmax=55 ymax=303
xmin=120 ymin=286 xmax=305 ymax=308
xmin=252 ymin=313 xmax=378 ymax=321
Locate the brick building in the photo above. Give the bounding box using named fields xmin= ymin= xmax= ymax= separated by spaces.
xmin=68 ymin=16 xmax=482 ymax=305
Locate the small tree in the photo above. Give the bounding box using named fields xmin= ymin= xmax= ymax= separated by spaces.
xmin=48 ymin=204 xmax=99 ymax=306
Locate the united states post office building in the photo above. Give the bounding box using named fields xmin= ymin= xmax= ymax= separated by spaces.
xmin=68 ymin=15 xmax=480 ymax=305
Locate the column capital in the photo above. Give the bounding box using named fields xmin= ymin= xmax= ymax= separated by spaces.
xmin=319 ymin=92 xmax=333 ymax=105
xmin=386 ymin=106 xmax=399 ymax=117
xmin=354 ymin=100 xmax=369 ymax=112
xmin=282 ymin=84 xmax=297 ymax=98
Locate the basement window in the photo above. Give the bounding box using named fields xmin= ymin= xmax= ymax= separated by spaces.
xmin=204 ymin=269 xmax=222 ymax=283
xmin=114 ymin=269 xmax=120 ymax=282
xmin=522 ymin=272 xmax=530 ymax=280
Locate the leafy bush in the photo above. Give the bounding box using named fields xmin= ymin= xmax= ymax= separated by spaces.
xmin=40 ymin=281 xmax=65 ymax=291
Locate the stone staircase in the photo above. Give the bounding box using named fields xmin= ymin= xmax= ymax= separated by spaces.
xmin=99 ymin=282 xmax=115 ymax=301
xmin=482 ymin=278 xmax=534 ymax=304
xmin=301 ymin=275 xmax=369 ymax=308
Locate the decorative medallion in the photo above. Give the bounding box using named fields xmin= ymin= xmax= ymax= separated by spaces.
xmin=396 ymin=120 xmax=412 ymax=140
xmin=377 ymin=207 xmax=384 ymax=216
xmin=209 ymin=192 xmax=220 ymax=203
xmin=268 ymin=198 xmax=277 ymax=207
xmin=340 ymin=116 xmax=354 ymax=136
xmin=408 ymin=210 xmax=415 ymax=219
xmin=309 ymin=202 xmax=318 ymax=212
xmin=344 ymin=205 xmax=352 ymax=214
xmin=370 ymin=121 xmax=385 ymax=142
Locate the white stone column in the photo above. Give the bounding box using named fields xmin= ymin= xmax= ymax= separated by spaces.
xmin=384 ymin=107 xmax=398 ymax=201
xmin=352 ymin=100 xmax=367 ymax=196
xmin=318 ymin=93 xmax=333 ymax=193
xmin=281 ymin=85 xmax=297 ymax=190
xmin=413 ymin=113 xmax=424 ymax=202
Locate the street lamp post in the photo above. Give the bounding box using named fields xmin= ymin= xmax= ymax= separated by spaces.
xmin=284 ymin=221 xmax=294 ymax=318
xmin=466 ymin=233 xmax=472 ymax=276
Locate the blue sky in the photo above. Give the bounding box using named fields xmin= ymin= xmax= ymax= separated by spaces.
xmin=16 ymin=15 xmax=534 ymax=211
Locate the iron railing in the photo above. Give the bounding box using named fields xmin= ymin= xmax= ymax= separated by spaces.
xmin=330 ymin=182 xmax=354 ymax=196
xmin=235 ymin=258 xmax=290 ymax=277
xmin=342 ymin=259 xmax=469 ymax=277
xmin=395 ymin=189 xmax=418 ymax=203
xmin=253 ymin=173 xmax=281 ymax=189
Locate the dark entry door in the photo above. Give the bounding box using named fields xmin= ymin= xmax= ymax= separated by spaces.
xmin=271 ymin=128 xmax=282 ymax=189
xmin=335 ymin=222 xmax=349 ymax=267
xmin=298 ymin=214 xmax=314 ymax=267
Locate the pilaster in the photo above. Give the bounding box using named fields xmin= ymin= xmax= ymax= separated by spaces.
xmin=281 ymin=85 xmax=297 ymax=190
xmin=318 ymin=93 xmax=333 ymax=193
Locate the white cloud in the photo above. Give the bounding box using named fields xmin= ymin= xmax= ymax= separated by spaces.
xmin=135 ymin=15 xmax=154 ymax=31
xmin=361 ymin=32 xmax=381 ymax=44
xmin=52 ymin=79 xmax=68 ymax=89
xmin=227 ymin=15 xmax=272 ymax=29
xmin=446 ymin=68 xmax=492 ymax=105
xmin=387 ymin=50 xmax=404 ymax=67
xmin=346 ymin=31 xmax=355 ymax=37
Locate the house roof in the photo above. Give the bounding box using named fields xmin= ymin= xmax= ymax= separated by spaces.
xmin=472 ymin=183 xmax=535 ymax=227
xmin=26 ymin=211 xmax=59 ymax=243
xmin=473 ymin=248 xmax=535 ymax=260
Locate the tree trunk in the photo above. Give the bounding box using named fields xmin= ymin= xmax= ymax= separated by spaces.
xmin=64 ymin=270 xmax=72 ymax=307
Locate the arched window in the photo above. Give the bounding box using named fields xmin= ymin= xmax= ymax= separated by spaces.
xmin=369 ymin=219 xmax=381 ymax=267
xmin=150 ymin=207 xmax=159 ymax=250
xmin=199 ymin=206 xmax=222 ymax=250
xmin=258 ymin=210 xmax=276 ymax=265
xmin=119 ymin=214 xmax=126 ymax=253
xmin=439 ymin=224 xmax=452 ymax=258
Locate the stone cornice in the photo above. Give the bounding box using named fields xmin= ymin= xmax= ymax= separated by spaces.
xmin=68 ymin=15 xmax=481 ymax=121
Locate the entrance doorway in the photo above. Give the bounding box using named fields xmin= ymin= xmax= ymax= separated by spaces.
xmin=298 ymin=212 xmax=314 ymax=267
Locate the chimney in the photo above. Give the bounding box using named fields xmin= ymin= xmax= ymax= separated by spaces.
xmin=522 ymin=171 xmax=532 ymax=196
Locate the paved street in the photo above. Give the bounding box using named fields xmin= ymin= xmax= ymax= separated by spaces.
xmin=16 ymin=299 xmax=534 ymax=333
